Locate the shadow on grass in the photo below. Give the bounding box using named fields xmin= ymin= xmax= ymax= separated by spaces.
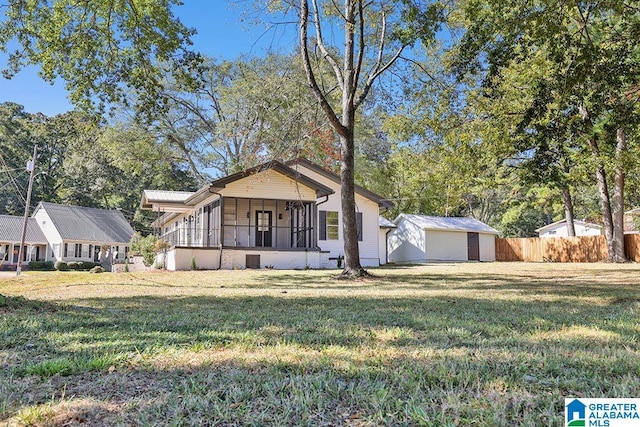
xmin=253 ymin=270 xmax=640 ymax=297
xmin=4 ymin=291 xmax=639 ymax=363
xmin=3 ymin=288 xmax=640 ymax=426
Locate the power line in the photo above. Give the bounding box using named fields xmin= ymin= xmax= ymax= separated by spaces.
xmin=0 ymin=152 xmax=27 ymax=205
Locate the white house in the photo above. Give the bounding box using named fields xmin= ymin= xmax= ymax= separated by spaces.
xmin=0 ymin=215 xmax=49 ymax=269
xmin=535 ymin=219 xmax=603 ymax=238
xmin=387 ymin=214 xmax=499 ymax=263
xmin=379 ymin=216 xmax=396 ymax=265
xmin=140 ymin=159 xmax=393 ymax=270
xmin=32 ymin=202 xmax=135 ymax=264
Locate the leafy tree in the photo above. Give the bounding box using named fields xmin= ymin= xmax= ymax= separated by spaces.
xmin=0 ymin=102 xmax=32 ymax=215
xmin=0 ymin=0 xmax=197 ymax=113
xmin=453 ymin=0 xmax=640 ymax=261
xmin=291 ymin=0 xmax=444 ymax=277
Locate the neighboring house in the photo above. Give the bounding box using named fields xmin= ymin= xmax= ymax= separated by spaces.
xmin=140 ymin=159 xmax=393 ymax=270
xmin=32 ymin=202 xmax=135 ymax=264
xmin=0 ymin=215 xmax=49 ymax=268
xmin=379 ymin=216 xmax=396 ymax=265
xmin=535 ymin=219 xmax=603 ymax=238
xmin=624 ymin=208 xmax=640 ymax=233
xmin=387 ymin=214 xmax=499 ymax=263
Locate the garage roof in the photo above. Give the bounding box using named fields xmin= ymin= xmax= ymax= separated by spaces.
xmin=397 ymin=214 xmax=499 ymax=235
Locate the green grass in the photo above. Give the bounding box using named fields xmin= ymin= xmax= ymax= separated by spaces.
xmin=1 ymin=263 xmax=639 ymax=426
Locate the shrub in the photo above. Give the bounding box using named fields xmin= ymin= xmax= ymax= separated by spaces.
xmin=28 ymin=261 xmax=44 ymax=270
xmin=54 ymin=261 xmax=69 ymax=271
xmin=191 ymin=256 xmax=197 ymax=270
xmin=89 ymin=266 xmax=105 ymax=274
xmin=43 ymin=261 xmax=55 ymax=271
xmin=67 ymin=261 xmax=80 ymax=270
xmin=130 ymin=233 xmax=161 ymax=267
xmin=80 ymin=261 xmax=95 ymax=270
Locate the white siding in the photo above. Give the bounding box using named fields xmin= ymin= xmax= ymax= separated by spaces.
xmin=479 ymin=233 xmax=496 ymax=261
xmin=294 ymin=164 xmax=381 ymax=266
xmin=388 ymin=219 xmax=425 ymax=263
xmin=539 ymin=223 xmax=603 ymax=238
xmin=33 ymin=209 xmax=63 ymax=261
xmin=425 ymin=230 xmax=468 ymax=261
xmin=379 ymin=229 xmax=389 ymax=265
xmin=221 ymin=169 xmax=317 ymax=201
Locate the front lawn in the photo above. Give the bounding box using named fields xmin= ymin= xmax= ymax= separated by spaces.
xmin=1 ymin=263 xmax=639 ymax=426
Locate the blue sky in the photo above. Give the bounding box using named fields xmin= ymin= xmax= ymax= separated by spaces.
xmin=0 ymin=1 xmax=297 ymax=116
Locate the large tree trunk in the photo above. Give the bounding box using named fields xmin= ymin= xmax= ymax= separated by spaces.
xmin=611 ymin=128 xmax=627 ymax=262
xmin=339 ymin=132 xmax=366 ymax=276
xmin=587 ymin=135 xmax=617 ymax=260
xmin=580 ymin=105 xmax=625 ymax=262
xmin=338 ymin=1 xmax=366 ymax=277
xmin=560 ymin=185 xmax=576 ymax=237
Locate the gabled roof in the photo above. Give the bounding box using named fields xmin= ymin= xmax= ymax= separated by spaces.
xmin=141 ymin=160 xmax=335 ymax=213
xmin=0 ymin=215 xmax=48 ymax=244
xmin=396 ymin=214 xmax=499 ymax=235
xmin=535 ymin=219 xmax=602 ymax=233
xmin=287 ymin=158 xmax=394 ymax=208
xmin=33 ymin=202 xmax=134 ymax=243
xmin=379 ymin=216 xmax=396 ymax=228
xmin=207 ymin=160 xmax=334 ymax=198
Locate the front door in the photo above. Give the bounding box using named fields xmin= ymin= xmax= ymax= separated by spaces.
xmin=467 ymin=232 xmax=480 ymax=261
xmin=256 ymin=211 xmax=273 ymax=247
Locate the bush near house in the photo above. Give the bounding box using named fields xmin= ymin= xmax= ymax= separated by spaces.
xmin=54 ymin=261 xmax=69 ymax=271
xmin=26 ymin=261 xmax=55 ymax=271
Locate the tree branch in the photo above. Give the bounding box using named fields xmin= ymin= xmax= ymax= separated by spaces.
xmin=311 ymin=0 xmax=344 ymax=90
xmin=300 ymin=0 xmax=347 ymax=137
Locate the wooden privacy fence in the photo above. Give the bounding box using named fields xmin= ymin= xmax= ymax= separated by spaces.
xmin=496 ymin=234 xmax=640 ymax=262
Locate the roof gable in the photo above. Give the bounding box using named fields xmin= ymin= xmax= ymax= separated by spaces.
xmin=208 ymin=160 xmax=334 ymax=198
xmin=287 ymin=158 xmax=393 ymax=208
xmin=0 ymin=215 xmax=48 ymax=243
xmin=397 ymin=214 xmax=499 ymax=235
xmin=36 ymin=202 xmax=134 ymax=243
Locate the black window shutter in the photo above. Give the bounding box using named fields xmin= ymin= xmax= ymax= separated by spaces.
xmin=319 ymin=210 xmax=327 ymax=240
xmin=356 ymin=212 xmax=363 ymax=241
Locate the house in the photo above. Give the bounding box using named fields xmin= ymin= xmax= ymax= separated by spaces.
xmin=379 ymin=216 xmax=396 ymax=265
xmin=140 ymin=159 xmax=393 ymax=270
xmin=624 ymin=208 xmax=640 ymax=232
xmin=387 ymin=214 xmax=499 ymax=263
xmin=0 ymin=215 xmax=49 ymax=269
xmin=32 ymin=202 xmax=135 ymax=264
xmin=536 ymin=219 xmax=603 ymax=238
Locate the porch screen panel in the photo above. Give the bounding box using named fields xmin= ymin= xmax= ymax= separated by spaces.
xmin=207 ymin=199 xmax=221 ymax=247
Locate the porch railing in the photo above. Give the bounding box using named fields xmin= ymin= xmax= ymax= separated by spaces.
xmin=160 ymin=225 xmax=316 ymax=249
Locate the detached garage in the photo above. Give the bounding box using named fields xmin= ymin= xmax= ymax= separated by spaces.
xmin=387 ymin=214 xmax=499 ymax=263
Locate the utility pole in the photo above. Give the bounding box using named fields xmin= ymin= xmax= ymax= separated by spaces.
xmin=16 ymin=145 xmax=37 ymax=276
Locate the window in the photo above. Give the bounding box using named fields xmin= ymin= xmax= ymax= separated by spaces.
xmin=74 ymin=244 xmax=82 ymax=258
xmin=64 ymin=243 xmax=69 ymax=257
xmin=320 ymin=211 xmax=339 ymax=240
xmin=356 ymin=212 xmax=363 ymax=242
